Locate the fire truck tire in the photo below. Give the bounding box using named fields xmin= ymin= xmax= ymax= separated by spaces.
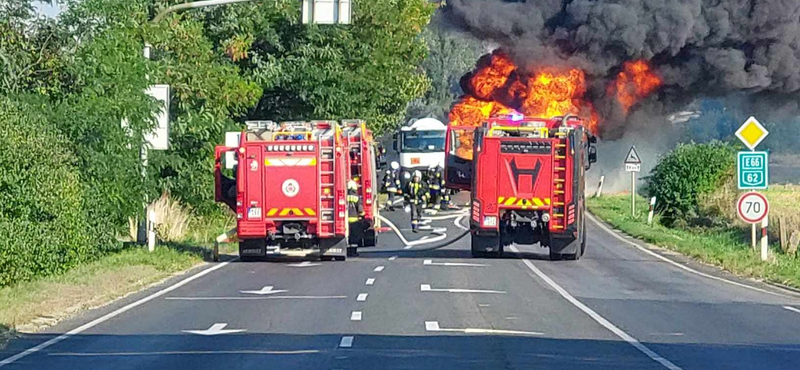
xmin=363 ymin=229 xmax=377 ymax=247
xmin=471 ymin=233 xmax=501 ymax=258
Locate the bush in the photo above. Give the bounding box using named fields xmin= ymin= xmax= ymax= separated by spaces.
xmin=647 ymin=141 xmax=736 ymax=226
xmin=0 ymin=98 xmax=94 ymax=286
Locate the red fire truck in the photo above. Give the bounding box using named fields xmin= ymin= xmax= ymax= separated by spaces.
xmin=215 ymin=120 xmax=374 ymax=261
xmin=444 ymin=114 xmax=597 ymax=260
xmin=342 ymin=119 xmax=379 ymax=248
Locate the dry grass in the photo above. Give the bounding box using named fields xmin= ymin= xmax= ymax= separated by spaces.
xmin=126 ymin=194 xmax=195 ymax=243
xmin=0 ymin=246 xmax=204 ymax=336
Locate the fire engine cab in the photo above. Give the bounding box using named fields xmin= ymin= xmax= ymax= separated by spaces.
xmin=215 ymin=120 xmax=362 ymax=261
xmin=445 ymin=114 xmax=597 ymax=260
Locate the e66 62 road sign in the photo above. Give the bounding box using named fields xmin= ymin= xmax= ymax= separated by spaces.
xmin=737 ymin=151 xmax=768 ymax=189
xmin=737 ymin=192 xmax=769 ymax=224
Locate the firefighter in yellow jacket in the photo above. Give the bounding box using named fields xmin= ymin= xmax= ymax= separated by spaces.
xmin=347 ymin=179 xmax=366 ymax=245
xmin=404 ymin=170 xmax=427 ymax=232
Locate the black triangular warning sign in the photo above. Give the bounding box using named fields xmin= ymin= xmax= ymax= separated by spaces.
xmin=625 ymin=146 xmax=642 ymax=164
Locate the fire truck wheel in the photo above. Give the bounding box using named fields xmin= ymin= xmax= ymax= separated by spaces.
xmin=471 ymin=233 xmax=500 ymax=258
xmin=363 ymin=229 xmax=377 ymax=247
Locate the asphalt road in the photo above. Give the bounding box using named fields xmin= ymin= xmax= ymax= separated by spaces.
xmin=3 ymin=194 xmax=800 ymax=369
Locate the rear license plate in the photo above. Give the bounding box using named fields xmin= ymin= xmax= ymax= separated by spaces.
xmin=248 ymin=207 xmax=262 ymax=219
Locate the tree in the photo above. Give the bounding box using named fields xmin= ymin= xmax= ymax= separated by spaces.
xmin=197 ymin=0 xmax=435 ymax=134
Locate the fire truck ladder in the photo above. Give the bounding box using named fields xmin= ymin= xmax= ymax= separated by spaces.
xmin=346 ymin=128 xmax=362 ymax=183
xmin=318 ymin=130 xmax=337 ymax=238
xmin=551 ymin=130 xmax=569 ymax=230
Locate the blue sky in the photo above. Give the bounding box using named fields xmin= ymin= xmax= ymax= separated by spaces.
xmin=33 ymin=1 xmax=63 ymax=18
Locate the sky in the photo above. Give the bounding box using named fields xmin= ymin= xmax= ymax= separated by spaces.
xmin=33 ymin=1 xmax=63 ymax=18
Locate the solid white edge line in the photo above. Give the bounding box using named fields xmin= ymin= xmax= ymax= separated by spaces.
xmin=350 ymin=311 xmax=362 ymax=321
xmin=0 ymin=260 xmax=235 ymax=368
xmin=356 ymin=293 xmax=368 ymax=302
xmin=339 ymin=336 xmax=354 ymax=348
xmin=509 ymin=245 xmax=682 ymax=370
xmin=588 ymin=213 xmax=794 ymax=299
xmin=784 ymin=306 xmax=800 ymax=314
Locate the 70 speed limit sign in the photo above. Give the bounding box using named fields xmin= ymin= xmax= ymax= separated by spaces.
xmin=737 ymin=192 xmax=769 ymax=224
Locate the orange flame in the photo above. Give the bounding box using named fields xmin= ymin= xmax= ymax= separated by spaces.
xmin=613 ymin=60 xmax=662 ymax=113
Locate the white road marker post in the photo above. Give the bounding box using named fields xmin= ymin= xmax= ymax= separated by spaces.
xmin=595 ymin=175 xmax=605 ymax=198
xmin=751 ymin=224 xmax=757 ymax=250
xmin=647 ymin=197 xmax=656 ymax=226
xmin=761 ymin=217 xmax=769 ymax=261
xmin=147 ymin=208 xmax=156 ymax=252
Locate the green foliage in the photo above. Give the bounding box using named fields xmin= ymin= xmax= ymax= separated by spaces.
xmin=0 ymin=97 xmax=93 ymax=286
xmin=200 ymin=0 xmax=435 ymax=135
xmin=646 ymin=142 xmax=736 ymax=226
xmin=406 ymin=14 xmax=484 ymax=121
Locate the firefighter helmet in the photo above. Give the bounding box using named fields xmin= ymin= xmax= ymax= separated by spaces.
xmin=390 ymin=161 xmax=400 ymax=170
xmin=385 ymin=169 xmax=391 ymax=175
xmin=413 ymin=170 xmax=422 ymax=179
xmin=347 ymin=180 xmax=358 ymax=190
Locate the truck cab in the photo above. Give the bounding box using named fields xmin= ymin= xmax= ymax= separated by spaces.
xmin=394 ymin=118 xmax=447 ymax=186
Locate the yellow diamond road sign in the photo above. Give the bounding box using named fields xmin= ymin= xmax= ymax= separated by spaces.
xmin=735 ymin=116 xmax=769 ymax=150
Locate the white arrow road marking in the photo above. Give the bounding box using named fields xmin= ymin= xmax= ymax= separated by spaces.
xmin=350 ymin=311 xmax=362 ymax=321
xmin=423 ymin=260 xmax=487 ymax=267
xmin=182 ymin=323 xmax=245 ymax=336
xmin=420 ymin=284 xmax=505 ymax=294
xmin=339 ymin=336 xmax=354 ymax=348
xmin=240 ymin=286 xmax=288 ymax=295
xmin=431 ymin=227 xmax=447 ymax=234
xmin=356 ymin=293 xmax=368 ymax=302
xmin=418 ymin=225 xmax=433 ymax=230
xmin=365 ymin=278 xmax=375 ymax=286
xmin=373 ymin=266 xmax=385 ymax=272
xmin=784 ymin=306 xmax=800 ymax=315
xmin=287 ymin=261 xmax=321 ymax=267
xmin=423 ymin=212 xmax=469 ymax=220
xmin=424 ymin=321 xmax=542 ymax=336
xmin=165 ymin=296 xmax=345 ymax=300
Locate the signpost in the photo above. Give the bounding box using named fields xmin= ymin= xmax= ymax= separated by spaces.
xmin=734 ymin=117 xmax=770 ymax=260
xmin=625 ymin=145 xmax=642 ymax=216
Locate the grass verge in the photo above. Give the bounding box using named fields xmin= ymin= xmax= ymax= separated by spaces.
xmin=588 ymin=194 xmax=800 ymax=289
xmin=0 ymin=245 xmax=208 ymax=345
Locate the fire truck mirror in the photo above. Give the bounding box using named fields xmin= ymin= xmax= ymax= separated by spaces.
xmin=588 ymin=146 xmax=597 ymax=164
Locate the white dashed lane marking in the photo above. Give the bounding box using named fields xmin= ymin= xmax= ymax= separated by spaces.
xmin=373 ymin=266 xmax=385 ymax=272
xmin=339 ymin=336 xmax=353 ymax=348
xmin=365 ymin=278 xmax=375 ymax=286
xmin=356 ymin=293 xmax=368 ymax=302
xmin=350 ymin=311 xmax=362 ymax=321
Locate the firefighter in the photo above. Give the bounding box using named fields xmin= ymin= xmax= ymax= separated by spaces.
xmin=382 ymin=164 xmax=401 ymax=211
xmin=347 ymin=180 xmax=365 ymax=245
xmin=405 ymin=170 xmax=427 ymax=232
xmin=426 ymin=164 xmax=443 ymax=210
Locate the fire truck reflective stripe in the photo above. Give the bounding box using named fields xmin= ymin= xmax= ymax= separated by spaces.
xmin=532 ymin=198 xmax=544 ymax=207
xmin=497 ymin=196 xmax=505 ymax=204
xmin=504 ymin=197 xmax=517 ymax=206
xmin=292 ymin=208 xmax=303 ymax=216
xmin=305 ymin=208 xmax=316 ymax=216
xmin=279 ymin=208 xmax=292 ymax=216
xmin=545 ymin=198 xmax=551 ymax=205
xmin=267 ymin=208 xmax=279 ymax=216
xmin=263 ymin=158 xmax=317 ymax=166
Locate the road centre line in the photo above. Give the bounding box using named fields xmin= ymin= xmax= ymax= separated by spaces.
xmin=424 ymin=321 xmax=542 ymax=336
xmin=366 ymin=278 xmax=375 ymax=286
xmin=339 ymin=336 xmax=354 ymax=348
xmin=588 ymin=213 xmax=796 ymax=299
xmin=420 ymin=284 xmax=505 ymax=294
xmin=49 ymin=349 xmax=319 ymax=357
xmin=423 ymin=259 xmax=487 ymax=267
xmin=0 ymin=259 xmax=235 ymax=368
xmin=165 ymin=296 xmax=346 ymax=300
xmin=374 ymin=266 xmax=385 ymax=272
xmin=784 ymin=306 xmax=800 ymax=315
xmin=357 ymin=293 xmax=368 ymax=302
xmin=509 ymin=245 xmax=682 ymax=370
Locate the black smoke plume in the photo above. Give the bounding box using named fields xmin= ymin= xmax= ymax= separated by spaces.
xmin=443 ymin=0 xmax=800 ymax=138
